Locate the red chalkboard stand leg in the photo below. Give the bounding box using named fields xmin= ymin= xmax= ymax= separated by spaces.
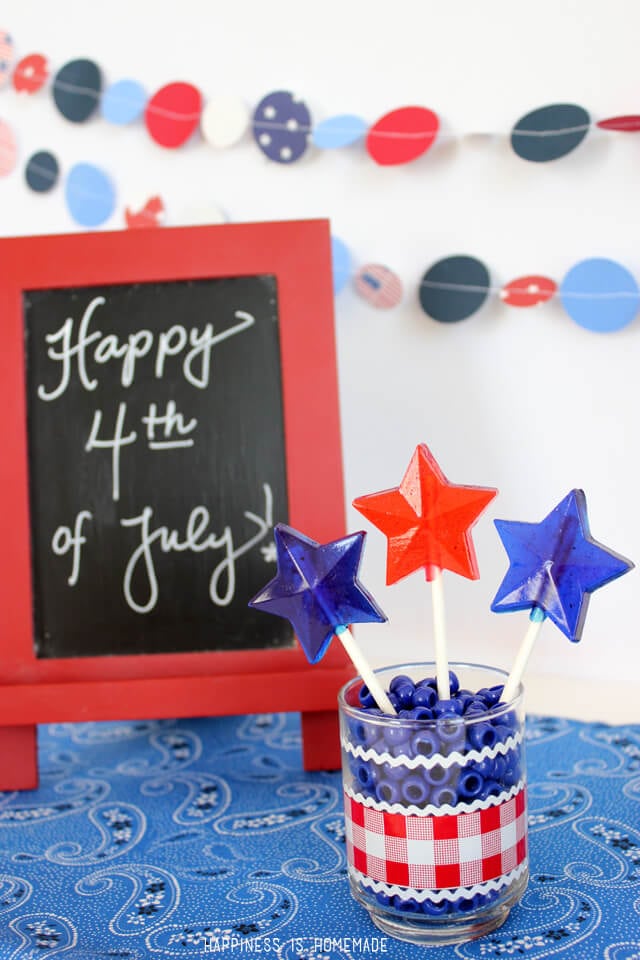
xmin=301 ymin=709 xmax=341 ymax=771
xmin=0 ymin=725 xmax=38 ymax=790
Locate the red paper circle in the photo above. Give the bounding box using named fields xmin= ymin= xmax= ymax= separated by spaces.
xmin=596 ymin=115 xmax=640 ymax=133
xmin=12 ymin=53 xmax=49 ymax=93
xmin=500 ymin=275 xmax=557 ymax=308
xmin=366 ymin=106 xmax=439 ymax=166
xmin=145 ymin=82 xmax=202 ymax=148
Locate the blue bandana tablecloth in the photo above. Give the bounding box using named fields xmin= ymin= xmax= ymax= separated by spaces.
xmin=0 ymin=712 xmax=638 ymax=960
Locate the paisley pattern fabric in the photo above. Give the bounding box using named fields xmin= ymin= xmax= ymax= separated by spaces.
xmin=0 ymin=712 xmax=636 ymax=958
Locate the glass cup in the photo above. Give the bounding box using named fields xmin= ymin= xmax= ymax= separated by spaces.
xmin=338 ymin=662 xmax=528 ymax=947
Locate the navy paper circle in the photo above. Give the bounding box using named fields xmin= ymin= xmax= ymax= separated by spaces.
xmin=53 ymin=58 xmax=102 ymax=123
xmin=419 ymin=255 xmax=490 ymax=322
xmin=25 ymin=150 xmax=59 ymax=192
xmin=511 ymin=104 xmax=590 ymax=162
xmin=252 ymin=91 xmax=311 ymax=163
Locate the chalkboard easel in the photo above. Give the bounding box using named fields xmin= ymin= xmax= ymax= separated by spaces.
xmin=0 ymin=220 xmax=352 ymax=789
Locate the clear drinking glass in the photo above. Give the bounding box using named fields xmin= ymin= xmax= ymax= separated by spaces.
xmin=338 ymin=662 xmax=528 ymax=947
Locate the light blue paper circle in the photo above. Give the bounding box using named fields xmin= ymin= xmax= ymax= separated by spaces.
xmin=101 ymin=78 xmax=147 ymax=124
xmin=560 ymin=258 xmax=640 ymax=332
xmin=313 ymin=114 xmax=367 ymax=149
xmin=331 ymin=235 xmax=352 ymax=294
xmin=65 ymin=163 xmax=116 ymax=227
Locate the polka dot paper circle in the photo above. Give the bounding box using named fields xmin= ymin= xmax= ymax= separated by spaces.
xmin=13 ymin=52 xmax=48 ymax=93
xmin=0 ymin=30 xmax=14 ymax=89
xmin=560 ymin=258 xmax=640 ymax=332
xmin=252 ymin=91 xmax=312 ymax=163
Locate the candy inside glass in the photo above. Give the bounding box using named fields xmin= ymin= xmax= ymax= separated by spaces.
xmin=338 ymin=663 xmax=528 ymax=946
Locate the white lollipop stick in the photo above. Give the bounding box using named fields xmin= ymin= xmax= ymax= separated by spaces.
xmin=502 ymin=607 xmax=546 ymax=703
xmin=430 ymin=566 xmax=450 ymax=700
xmin=335 ymin=624 xmax=397 ymax=715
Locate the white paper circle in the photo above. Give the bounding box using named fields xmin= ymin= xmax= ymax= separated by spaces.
xmin=201 ymin=95 xmax=250 ymax=148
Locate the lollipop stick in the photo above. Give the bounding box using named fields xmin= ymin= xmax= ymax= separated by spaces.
xmin=502 ymin=606 xmax=546 ymax=703
xmin=335 ymin=625 xmax=397 ymax=715
xmin=430 ymin=566 xmax=450 ymax=700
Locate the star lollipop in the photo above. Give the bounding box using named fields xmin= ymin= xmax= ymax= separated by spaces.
xmin=353 ymin=443 xmax=497 ymax=699
xmin=248 ymin=523 xmax=395 ymax=714
xmin=492 ymin=489 xmax=634 ymax=702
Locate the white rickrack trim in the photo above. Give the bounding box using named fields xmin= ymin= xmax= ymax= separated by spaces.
xmin=344 ymin=780 xmax=525 ymax=817
xmin=341 ymin=729 xmax=523 ymax=770
xmin=349 ymin=859 xmax=529 ymax=904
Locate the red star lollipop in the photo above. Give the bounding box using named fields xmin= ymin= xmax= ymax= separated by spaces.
xmin=353 ymin=443 xmax=497 ymax=698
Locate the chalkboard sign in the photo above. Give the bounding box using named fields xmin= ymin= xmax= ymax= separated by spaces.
xmin=0 ymin=221 xmax=351 ymax=788
xmin=26 ymin=275 xmax=292 ymax=659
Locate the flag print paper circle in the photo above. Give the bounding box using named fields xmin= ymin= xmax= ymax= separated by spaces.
xmin=331 ymin=236 xmax=352 ymax=294
xmin=0 ymin=119 xmax=17 ymax=176
xmin=65 ymin=163 xmax=115 ymax=227
xmin=53 ymin=59 xmax=102 ymax=123
xmin=419 ymin=255 xmax=490 ymax=322
xmin=501 ymin=275 xmax=557 ymax=308
xmin=560 ymin=258 xmax=640 ymax=333
xmin=313 ymin=114 xmax=367 ymax=149
xmin=13 ymin=53 xmax=49 ymax=93
xmin=367 ymin=106 xmax=439 ymax=166
xmin=102 ymin=79 xmax=146 ymax=125
xmin=354 ymin=264 xmax=403 ymax=308
xmin=201 ymin=94 xmax=249 ymax=148
xmin=25 ymin=150 xmax=59 ymax=192
xmin=0 ymin=30 xmax=14 ymax=89
xmin=253 ymin=91 xmax=311 ymax=163
xmin=511 ymin=104 xmax=590 ymax=162
xmin=145 ymin=82 xmax=202 ymax=148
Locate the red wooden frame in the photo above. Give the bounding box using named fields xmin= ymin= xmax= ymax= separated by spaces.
xmin=0 ymin=220 xmax=353 ymax=788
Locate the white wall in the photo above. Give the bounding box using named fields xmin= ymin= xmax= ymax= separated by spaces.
xmin=2 ymin=0 xmax=639 ymax=721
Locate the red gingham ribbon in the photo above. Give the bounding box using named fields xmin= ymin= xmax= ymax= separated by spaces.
xmin=345 ymin=787 xmax=527 ymax=890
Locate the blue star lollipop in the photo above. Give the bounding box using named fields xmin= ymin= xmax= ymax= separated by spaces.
xmin=249 ymin=524 xmax=395 ymax=713
xmin=492 ymin=490 xmax=634 ymax=701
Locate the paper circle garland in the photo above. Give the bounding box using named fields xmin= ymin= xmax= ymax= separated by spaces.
xmin=419 ymin=255 xmax=490 ymax=322
xmin=0 ymin=118 xmax=17 ymax=176
xmin=313 ymin=114 xmax=367 ymax=149
xmin=366 ymin=106 xmax=439 ymax=166
xmin=25 ymin=150 xmax=59 ymax=192
xmin=65 ymin=163 xmax=115 ymax=226
xmin=597 ymin=115 xmax=640 ymax=132
xmin=102 ymin=79 xmax=146 ymax=125
xmin=145 ymin=82 xmax=202 ymax=148
xmin=331 ymin=236 xmax=352 ymax=294
xmin=12 ymin=53 xmax=49 ymax=93
xmin=201 ymin=94 xmax=249 ymax=148
xmin=53 ymin=58 xmax=102 ymax=123
xmin=0 ymin=30 xmax=14 ymax=89
xmin=500 ymin=275 xmax=557 ymax=308
xmin=511 ymin=103 xmax=590 ymax=162
xmin=252 ymin=91 xmax=312 ymax=163
xmin=354 ymin=264 xmax=403 ymax=308
xmin=560 ymin=258 xmax=640 ymax=333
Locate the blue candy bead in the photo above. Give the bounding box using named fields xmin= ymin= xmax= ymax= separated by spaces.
xmin=467 ymin=721 xmax=498 ymax=750
xmin=455 ymin=693 xmax=474 ymax=712
xmin=416 ymin=676 xmax=438 ymax=691
xmin=448 ymin=670 xmax=460 ymax=695
xmin=394 ymin=896 xmax=421 ymax=912
xmin=503 ymin=757 xmax=521 ymax=787
xmin=438 ymin=722 xmax=466 ymax=755
xmin=476 ymin=687 xmax=502 ymax=707
xmin=380 ymin=760 xmax=406 ymax=782
xmin=383 ymin=722 xmax=412 ymax=747
xmin=389 ymin=674 xmax=414 ymax=693
xmin=355 ymin=761 xmax=378 ymax=791
xmin=358 ymin=684 xmax=377 ymax=708
xmin=458 ymin=768 xmax=484 ymax=800
xmin=377 ymin=777 xmax=402 ymax=804
xmin=387 ymin=691 xmax=401 ymax=711
xmin=478 ymin=779 xmax=502 ymax=801
xmin=407 ymin=706 xmax=433 ymax=720
xmin=468 ymin=756 xmax=494 ymax=779
xmin=491 ymin=722 xmax=513 ymax=743
xmin=489 ymin=683 xmax=505 ymax=701
xmin=492 ymin=755 xmax=507 ymax=780
xmin=434 ymin=699 xmax=463 ymax=717
xmin=421 ymin=899 xmax=449 ymax=916
xmin=465 ymin=698 xmax=489 ymax=714
xmin=350 ymin=718 xmax=379 ymax=747
xmin=424 ymin=763 xmax=449 ymax=787
xmin=431 ymin=784 xmax=457 ymax=806
xmin=394 ymin=683 xmax=415 ymax=708
xmin=497 ymin=708 xmax=519 ymax=732
xmin=411 ymin=728 xmax=441 ymax=758
xmin=401 ymin=774 xmax=430 ymax=805
xmin=413 ymin=685 xmax=437 ymax=708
